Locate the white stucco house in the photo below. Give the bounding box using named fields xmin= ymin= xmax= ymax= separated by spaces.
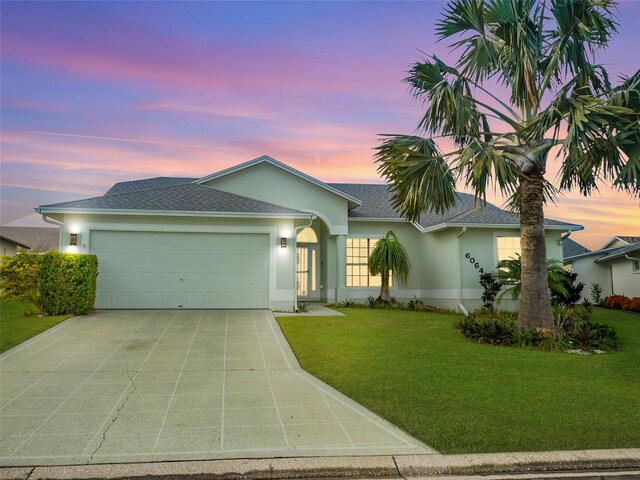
xmin=564 ymin=236 xmax=640 ymax=298
xmin=36 ymin=155 xmax=582 ymax=311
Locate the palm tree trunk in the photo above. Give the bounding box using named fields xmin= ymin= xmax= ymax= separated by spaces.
xmin=378 ymin=273 xmax=392 ymax=303
xmin=518 ymin=173 xmax=554 ymax=330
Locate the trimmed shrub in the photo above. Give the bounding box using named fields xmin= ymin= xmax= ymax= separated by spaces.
xmin=621 ymin=296 xmax=640 ymax=313
xmin=38 ymin=252 xmax=98 ymax=315
xmin=0 ymin=251 xmax=41 ymax=314
xmin=604 ymin=295 xmax=628 ymax=310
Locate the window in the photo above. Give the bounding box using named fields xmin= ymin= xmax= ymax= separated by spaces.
xmin=497 ymin=236 xmax=521 ymax=263
xmin=346 ymin=237 xmax=391 ymax=287
xmin=633 ymin=259 xmax=640 ymax=273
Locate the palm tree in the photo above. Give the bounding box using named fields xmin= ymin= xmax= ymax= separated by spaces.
xmin=368 ymin=230 xmax=411 ymax=303
xmin=375 ymin=0 xmax=639 ymax=329
xmin=495 ymin=254 xmax=568 ymax=304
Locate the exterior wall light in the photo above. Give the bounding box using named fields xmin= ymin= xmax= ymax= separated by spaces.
xmin=280 ymin=237 xmax=287 ymax=248
xmin=70 ymin=233 xmax=78 ymax=246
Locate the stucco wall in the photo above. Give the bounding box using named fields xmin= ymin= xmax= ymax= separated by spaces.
xmin=458 ymin=228 xmax=564 ymax=311
xmin=610 ymin=258 xmax=640 ymax=297
xmin=202 ymin=162 xmax=350 ymax=234
xmin=566 ymin=255 xmax=612 ymax=297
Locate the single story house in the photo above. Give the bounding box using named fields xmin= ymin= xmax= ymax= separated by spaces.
xmin=36 ymin=155 xmax=582 ymax=311
xmin=0 ymin=226 xmax=60 ymax=255
xmin=565 ymin=236 xmax=640 ymax=298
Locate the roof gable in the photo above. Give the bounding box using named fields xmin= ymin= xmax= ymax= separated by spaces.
xmin=600 ymin=235 xmax=640 ymax=250
xmin=195 ymin=155 xmax=361 ymax=208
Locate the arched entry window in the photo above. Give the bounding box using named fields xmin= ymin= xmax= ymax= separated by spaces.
xmin=296 ymin=227 xmax=318 ymax=243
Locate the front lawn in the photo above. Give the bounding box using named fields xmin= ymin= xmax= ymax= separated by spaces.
xmin=277 ymin=307 xmax=640 ymax=454
xmin=0 ymin=301 xmax=71 ymax=353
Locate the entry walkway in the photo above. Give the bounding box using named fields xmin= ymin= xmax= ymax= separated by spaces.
xmin=0 ymin=310 xmax=434 ymax=466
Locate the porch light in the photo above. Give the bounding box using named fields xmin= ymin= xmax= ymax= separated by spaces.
xmin=70 ymin=233 xmax=78 ymax=246
xmin=280 ymin=237 xmax=287 ymax=248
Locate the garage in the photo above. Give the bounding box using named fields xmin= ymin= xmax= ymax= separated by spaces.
xmin=90 ymin=231 xmax=269 ymax=309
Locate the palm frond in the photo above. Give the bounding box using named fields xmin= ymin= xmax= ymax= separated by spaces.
xmin=546 ymin=0 xmax=618 ymax=79
xmin=456 ymin=138 xmax=520 ymax=204
xmin=368 ymin=231 xmax=411 ymax=286
xmin=406 ymin=58 xmax=484 ymax=146
xmin=375 ymin=135 xmax=458 ymax=221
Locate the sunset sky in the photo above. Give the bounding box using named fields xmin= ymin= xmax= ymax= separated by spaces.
xmin=1 ymin=1 xmax=638 ymax=250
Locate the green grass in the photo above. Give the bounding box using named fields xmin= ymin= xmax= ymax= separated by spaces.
xmin=277 ymin=307 xmax=640 ymax=454
xmin=0 ymin=301 xmax=70 ymax=353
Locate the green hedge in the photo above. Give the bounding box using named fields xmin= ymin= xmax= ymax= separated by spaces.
xmin=38 ymin=252 xmax=98 ymax=315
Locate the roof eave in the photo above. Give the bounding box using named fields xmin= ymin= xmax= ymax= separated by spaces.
xmin=193 ymin=155 xmax=363 ymax=207
xmin=594 ymin=245 xmax=640 ymax=263
xmin=0 ymin=235 xmax=31 ymax=249
xmin=34 ymin=207 xmax=313 ymax=220
xmin=416 ymin=222 xmax=584 ymax=234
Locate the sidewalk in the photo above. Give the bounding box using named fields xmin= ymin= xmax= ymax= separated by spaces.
xmin=2 ymin=449 xmax=639 ymax=480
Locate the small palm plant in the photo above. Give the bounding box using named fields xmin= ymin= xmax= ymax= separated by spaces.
xmin=368 ymin=230 xmax=411 ymax=304
xmin=496 ymin=254 xmax=568 ymax=302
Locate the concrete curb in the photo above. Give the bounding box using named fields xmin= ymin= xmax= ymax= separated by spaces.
xmin=2 ymin=450 xmax=639 ymax=480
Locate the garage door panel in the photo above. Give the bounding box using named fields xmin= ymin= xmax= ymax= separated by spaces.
xmin=226 ymin=254 xmax=246 ymax=270
xmin=248 ymin=273 xmax=269 ymax=289
xmin=91 ymin=231 xmax=269 ymax=309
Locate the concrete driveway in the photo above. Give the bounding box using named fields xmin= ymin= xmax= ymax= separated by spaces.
xmin=0 ymin=310 xmax=434 ymax=466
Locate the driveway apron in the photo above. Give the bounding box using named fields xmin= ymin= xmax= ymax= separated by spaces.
xmin=0 ymin=310 xmax=435 ymax=466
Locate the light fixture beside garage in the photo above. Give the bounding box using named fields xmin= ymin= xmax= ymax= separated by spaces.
xmin=280 ymin=237 xmax=287 ymax=248
xmin=70 ymin=233 xmax=78 ymax=246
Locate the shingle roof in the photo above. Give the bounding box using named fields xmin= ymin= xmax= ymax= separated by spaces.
xmin=0 ymin=227 xmax=59 ymax=251
xmin=563 ymin=238 xmax=591 ymax=259
xmin=329 ymin=183 xmax=580 ymax=231
xmin=41 ymin=175 xmax=581 ymax=230
xmin=39 ymin=183 xmax=307 ymax=216
xmin=105 ymin=177 xmax=195 ymax=196
xmin=594 ymin=242 xmax=640 ymax=263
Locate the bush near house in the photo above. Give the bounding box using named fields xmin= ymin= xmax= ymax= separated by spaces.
xmin=604 ymin=295 xmax=640 ymax=313
xmin=0 ymin=251 xmax=98 ymax=315
xmin=39 ymin=252 xmax=98 ymax=315
xmin=0 ymin=251 xmax=41 ymax=314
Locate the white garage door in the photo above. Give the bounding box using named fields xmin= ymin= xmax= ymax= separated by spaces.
xmin=90 ymin=231 xmax=269 ymax=309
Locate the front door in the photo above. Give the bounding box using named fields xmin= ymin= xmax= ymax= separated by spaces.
xmin=297 ymin=244 xmax=319 ymax=300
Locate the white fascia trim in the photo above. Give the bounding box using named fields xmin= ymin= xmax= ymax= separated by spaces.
xmin=193 ymin=155 xmax=363 ymax=207
xmin=348 ymin=217 xmax=407 ymax=223
xmin=416 ymin=222 xmax=584 ymax=234
xmin=599 ymin=236 xmax=624 ymax=250
xmin=35 ymin=207 xmax=312 ymax=220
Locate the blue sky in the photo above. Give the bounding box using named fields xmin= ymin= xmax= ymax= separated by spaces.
xmin=1 ymin=1 xmax=639 ymax=248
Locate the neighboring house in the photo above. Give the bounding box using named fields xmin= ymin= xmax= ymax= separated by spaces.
xmin=565 ymin=236 xmax=640 ymax=298
xmin=35 ymin=155 xmax=582 ymax=311
xmin=0 ymin=234 xmax=30 ymax=256
xmin=0 ymin=226 xmax=59 ymax=255
xmin=562 ymin=238 xmax=591 ymax=259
